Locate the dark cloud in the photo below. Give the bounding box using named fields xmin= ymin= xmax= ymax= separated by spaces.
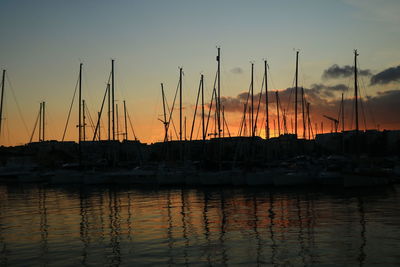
xmin=220 ymin=86 xmax=331 ymax=113
xmin=322 ymin=64 xmax=372 ymax=79
xmin=219 ymin=87 xmax=400 ymax=131
xmin=230 ymin=67 xmax=243 ymax=74
xmin=309 ymin=83 xmax=348 ymax=98
xmin=311 ymin=83 xmax=348 ymax=92
xmin=370 ymin=65 xmax=400 ymax=85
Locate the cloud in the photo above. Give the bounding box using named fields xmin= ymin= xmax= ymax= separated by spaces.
xmin=218 ymin=86 xmax=400 ymax=130
xmin=322 ymin=64 xmax=372 ymax=79
xmin=370 ymin=65 xmax=400 ymax=85
xmin=230 ymin=67 xmax=243 ymax=74
xmin=309 ymin=83 xmax=348 ymax=98
xmin=311 ymin=83 xmax=348 ymax=92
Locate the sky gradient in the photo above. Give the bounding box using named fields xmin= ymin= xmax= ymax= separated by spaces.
xmin=1 ymin=0 xmax=399 ymax=146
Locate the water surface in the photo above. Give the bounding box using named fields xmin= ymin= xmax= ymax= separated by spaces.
xmin=0 ymin=184 xmax=399 ymax=266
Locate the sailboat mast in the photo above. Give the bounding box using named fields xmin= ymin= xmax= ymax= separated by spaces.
xmin=179 ymin=67 xmax=183 ymax=141
xmin=111 ymin=60 xmax=115 ymax=140
xmin=283 ymin=109 xmax=287 ymax=134
xmin=98 ymin=112 xmax=101 ymax=141
xmin=82 ymin=100 xmax=86 ymax=141
xmin=116 ymin=103 xmax=119 ymax=141
xmin=354 ymin=50 xmax=359 ymax=132
xmin=184 ymin=116 xmax=187 ymax=140
xmin=276 ymin=91 xmax=281 ymax=136
xmin=307 ymin=102 xmax=311 ymax=139
xmin=39 ymin=102 xmax=42 ymax=141
xmin=161 ymin=83 xmax=168 ymax=142
xmin=78 ymin=63 xmax=82 ymax=166
xmin=302 ymin=87 xmax=305 ymax=138
xmin=42 ymin=101 xmax=45 ymax=141
xmin=123 ymin=100 xmax=128 ymax=141
xmin=341 ymin=93 xmax=345 ymax=132
xmin=0 ymin=70 xmax=5 ymax=138
xmin=264 ymin=60 xmax=269 ymax=139
xmin=251 ymin=62 xmax=254 ymax=137
xmin=222 ymin=106 xmax=225 ymax=138
xmin=78 ymin=63 xmax=82 ymax=144
xmin=107 ymin=83 xmax=110 ymax=141
xmin=201 ymin=74 xmax=205 ymax=141
xmin=294 ymin=51 xmax=299 ymax=137
xmin=217 ymin=47 xmax=221 ymax=138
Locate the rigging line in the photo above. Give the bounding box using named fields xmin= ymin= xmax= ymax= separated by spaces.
xmin=258 ymin=112 xmax=266 ymax=137
xmin=359 ymin=72 xmax=377 ymax=128
xmin=277 ymin=93 xmax=288 ymax=134
xmin=85 ymin=102 xmax=96 ymax=135
xmin=267 ymin=66 xmax=277 ymax=91
xmin=126 ymin=107 xmax=137 ymax=140
xmin=61 ymin=74 xmax=80 ymax=141
xmin=165 ymin=76 xmax=181 ymax=137
xmin=205 ymin=70 xmax=218 ymax=137
xmin=92 ymin=83 xmax=109 ymax=141
xmin=238 ymin=82 xmax=252 ymax=137
xmin=223 ymin=112 xmax=231 ymax=137
xmin=5 ymin=73 xmax=30 ymax=137
xmin=336 ymin=91 xmax=342 ymax=123
xmin=253 ymin=74 xmax=265 ymax=135
xmin=359 ymin=97 xmax=368 ymax=131
xmin=238 ymin=104 xmax=246 ymax=137
xmin=5 ymin=110 xmax=10 ymax=143
xmin=350 ymin=96 xmax=354 ymax=131
xmin=195 ymin=116 xmax=201 ymax=140
xmin=163 ymin=88 xmax=179 ymax=140
xmin=164 ymin=86 xmax=179 ymax=140
xmin=29 ymin=107 xmax=41 ymax=143
xmin=205 ymin=87 xmax=216 ymax=137
xmin=169 ymin=115 xmax=179 ymax=140
xmin=190 ymin=78 xmax=202 ymax=141
xmin=284 ymin=71 xmax=296 ymax=114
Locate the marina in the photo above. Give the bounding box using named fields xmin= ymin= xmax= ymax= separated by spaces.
xmin=1 ymin=1 xmax=400 ymax=265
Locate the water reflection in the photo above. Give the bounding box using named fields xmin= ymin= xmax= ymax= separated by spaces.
xmin=268 ymin=192 xmax=277 ymax=265
xmin=358 ymin=197 xmax=366 ymax=267
xmin=39 ymin=187 xmax=49 ymax=266
xmin=0 ymin=184 xmax=398 ymax=266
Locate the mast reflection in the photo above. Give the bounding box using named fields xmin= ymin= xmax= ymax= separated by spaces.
xmin=108 ymin=189 xmax=121 ymax=266
xmin=39 ymin=186 xmax=49 ymax=266
xmin=79 ymin=189 xmax=89 ymax=266
xmin=358 ymin=197 xmax=366 ymax=267
xmin=268 ymin=192 xmax=277 ymax=265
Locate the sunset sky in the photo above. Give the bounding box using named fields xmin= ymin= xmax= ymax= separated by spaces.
xmin=1 ymin=0 xmax=399 ymax=146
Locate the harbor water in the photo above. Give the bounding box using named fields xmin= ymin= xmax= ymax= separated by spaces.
xmin=0 ymin=183 xmax=399 ymax=266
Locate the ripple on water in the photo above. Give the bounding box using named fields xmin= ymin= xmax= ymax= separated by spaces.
xmin=0 ymin=184 xmax=399 ymax=265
